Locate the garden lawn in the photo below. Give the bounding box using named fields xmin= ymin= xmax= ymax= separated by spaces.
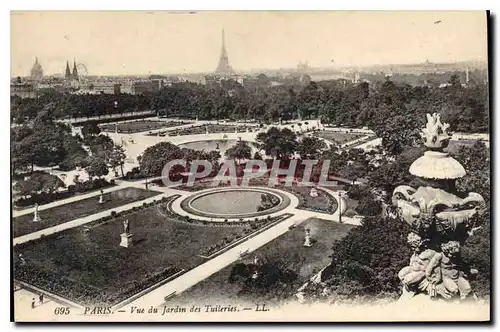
xmin=168 ymin=124 xmax=257 ymax=136
xmin=100 ymin=120 xmax=187 ymax=133
xmin=14 ymin=205 xmax=247 ymax=306
xmin=170 ymin=217 xmax=354 ymax=305
xmin=281 ymin=185 xmax=336 ymax=213
xmin=315 ymin=131 xmax=366 ymax=144
xmin=13 ymin=188 xmax=161 ymax=237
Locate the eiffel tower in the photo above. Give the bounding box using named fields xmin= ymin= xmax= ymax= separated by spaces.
xmin=215 ymin=29 xmax=234 ymax=75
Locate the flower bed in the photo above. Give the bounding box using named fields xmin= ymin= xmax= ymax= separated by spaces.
xmin=198 ymin=214 xmax=293 ymax=258
xmin=14 ymin=260 xmax=182 ymax=307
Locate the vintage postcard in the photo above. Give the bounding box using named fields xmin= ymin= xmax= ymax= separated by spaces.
xmin=10 ymin=11 xmax=490 ymax=322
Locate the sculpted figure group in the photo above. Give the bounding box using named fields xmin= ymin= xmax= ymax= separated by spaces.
xmin=398 ymin=232 xmax=476 ymax=300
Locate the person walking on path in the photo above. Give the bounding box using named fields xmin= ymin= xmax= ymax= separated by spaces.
xmin=31 ymin=298 xmax=35 ymax=309
xmin=39 ymin=293 xmax=44 ymax=305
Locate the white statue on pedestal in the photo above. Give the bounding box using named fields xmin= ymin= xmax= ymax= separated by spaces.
xmin=304 ymin=228 xmax=313 ymax=247
xmin=123 ymin=219 xmax=130 ymax=234
xmin=33 ymin=203 xmax=41 ymax=222
xmin=120 ymin=219 xmax=133 ymax=248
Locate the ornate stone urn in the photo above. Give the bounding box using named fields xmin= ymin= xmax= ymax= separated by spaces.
xmin=392 ymin=113 xmax=486 ymax=301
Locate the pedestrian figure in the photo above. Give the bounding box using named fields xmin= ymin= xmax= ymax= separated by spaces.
xmin=31 ymin=298 xmax=35 ymax=309
xmin=39 ymin=293 xmax=44 ymax=305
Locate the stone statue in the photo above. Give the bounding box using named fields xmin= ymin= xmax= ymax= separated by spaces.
xmin=425 ymin=241 xmax=475 ymax=300
xmin=33 ymin=203 xmax=41 ymax=222
xmin=303 ymin=228 xmax=312 ymax=247
xmin=123 ymin=219 xmax=130 ymax=234
xmin=398 ymin=233 xmax=439 ymax=294
xmin=98 ymin=189 xmax=104 ymax=204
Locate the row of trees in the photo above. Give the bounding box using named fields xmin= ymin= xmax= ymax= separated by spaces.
xmin=11 ymin=76 xmax=489 ymax=137
xmin=12 ymin=112 xmax=128 ymax=203
xmin=12 ymin=114 xmax=126 ymax=178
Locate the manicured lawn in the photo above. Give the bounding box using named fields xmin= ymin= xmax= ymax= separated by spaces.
xmin=314 ymin=131 xmax=366 ymax=144
xmin=171 ymin=218 xmax=355 ymax=305
xmin=100 ymin=120 xmax=187 ymax=133
xmin=13 ymin=188 xmax=161 ymax=237
xmin=280 ymin=185 xmax=337 ymax=213
xmin=168 ymin=124 xmax=258 ymax=136
xmin=14 ymin=203 xmax=248 ymax=306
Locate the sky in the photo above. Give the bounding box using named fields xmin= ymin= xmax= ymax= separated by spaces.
xmin=11 ymin=11 xmax=488 ymax=76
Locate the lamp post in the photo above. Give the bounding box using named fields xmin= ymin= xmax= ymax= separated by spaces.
xmin=338 ymin=191 xmax=344 ymax=223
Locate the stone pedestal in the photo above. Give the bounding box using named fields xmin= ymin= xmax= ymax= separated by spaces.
xmin=120 ymin=233 xmax=134 ymax=248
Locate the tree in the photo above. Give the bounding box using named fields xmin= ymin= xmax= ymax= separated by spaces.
xmin=59 ymin=135 xmax=90 ymax=171
xmin=225 ymin=141 xmax=252 ymax=164
xmin=81 ymin=122 xmax=101 ymax=138
xmin=255 ymin=127 xmax=298 ymax=159
xmin=452 ymin=141 xmax=490 ymax=202
xmin=228 ymin=260 xmax=299 ymax=302
xmin=11 ymin=118 xmax=74 ymax=172
xmin=462 ymin=209 xmax=490 ymax=299
xmin=297 ymin=136 xmax=326 ymax=159
xmin=85 ymin=134 xmax=114 ymax=155
xmin=368 ymin=147 xmax=424 ymax=198
xmin=355 ymin=197 xmax=383 ymax=216
xmin=107 ymin=145 xmax=127 ymax=177
xmin=13 ymin=171 xmax=65 ymax=197
xmin=315 ymin=217 xmax=412 ymax=302
xmin=85 ymin=156 xmax=109 ymax=179
xmin=139 ymin=141 xmax=183 ymax=177
xmin=27 ymin=122 xmax=68 ymax=168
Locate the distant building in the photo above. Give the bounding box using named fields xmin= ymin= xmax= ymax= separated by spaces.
xmin=75 ymin=82 xmax=121 ymax=95
xmin=114 ymin=83 xmax=121 ymax=95
xmin=132 ymin=80 xmax=160 ymax=95
xmin=240 ymin=73 xmax=271 ymax=89
xmin=11 ymin=79 xmax=36 ymax=98
xmin=65 ymin=61 xmax=72 ymax=81
xmin=72 ymin=60 xmax=79 ymax=81
xmin=30 ymin=57 xmax=43 ymax=81
xmin=64 ymin=60 xmax=80 ymax=88
xmin=215 ymin=29 xmax=235 ymax=77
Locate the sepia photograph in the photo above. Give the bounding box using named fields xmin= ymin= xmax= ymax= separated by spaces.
xmin=9 ymin=10 xmax=491 ymax=323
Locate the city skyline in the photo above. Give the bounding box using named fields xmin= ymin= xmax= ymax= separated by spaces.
xmin=11 ymin=11 xmax=488 ymax=77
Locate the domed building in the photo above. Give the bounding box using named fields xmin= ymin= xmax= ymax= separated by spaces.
xmin=30 ymin=57 xmax=43 ymax=81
